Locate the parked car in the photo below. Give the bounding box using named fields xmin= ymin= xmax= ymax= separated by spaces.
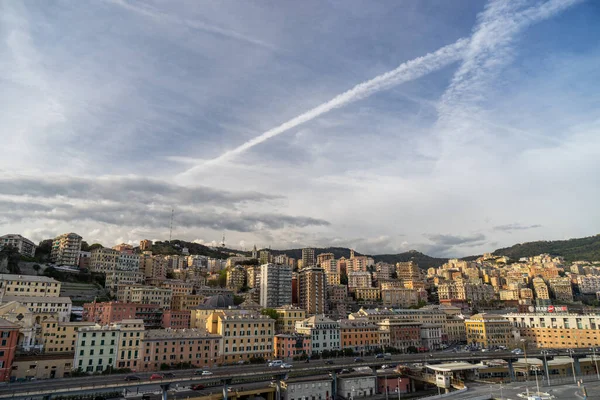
xmin=354 ymin=357 xmax=364 ymax=362
xmin=268 ymin=360 xmax=283 ymax=367
xmin=375 ymin=354 xmax=384 ymax=359
xmin=325 ymin=360 xmax=334 ymax=365
xmin=191 ymin=384 xmax=205 ymax=390
xmin=163 ymin=373 xmax=175 ymax=378
xmin=281 ymin=363 xmax=292 ymax=369
xmin=124 ymin=375 xmax=141 ymax=381
xmin=237 ymin=360 xmax=247 ymax=365
xmin=150 ymin=374 xmax=163 ymax=381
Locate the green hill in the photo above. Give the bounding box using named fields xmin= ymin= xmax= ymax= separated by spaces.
xmin=373 ymin=250 xmax=448 ymax=269
xmin=492 ymin=234 xmax=600 ymax=262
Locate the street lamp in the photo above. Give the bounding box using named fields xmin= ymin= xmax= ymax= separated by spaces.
xmin=592 ymin=347 xmax=600 ymax=381
xmin=541 ymin=350 xmax=551 ymax=386
xmin=397 ymin=378 xmax=402 ymax=400
xmin=568 ymin=349 xmax=577 ymax=384
xmin=532 ymin=366 xmax=541 ymax=396
xmin=351 ymin=386 xmax=355 ymax=400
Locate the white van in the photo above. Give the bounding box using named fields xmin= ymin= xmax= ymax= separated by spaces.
xmin=268 ymin=360 xmax=283 ymax=367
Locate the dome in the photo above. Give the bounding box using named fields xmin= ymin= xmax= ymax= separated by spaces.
xmin=202 ymin=294 xmax=234 ymax=308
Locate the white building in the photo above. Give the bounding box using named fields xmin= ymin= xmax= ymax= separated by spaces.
xmin=295 ymin=315 xmax=340 ymax=355
xmin=420 ymin=324 xmax=443 ymax=350
xmin=0 ymin=234 xmax=37 ymax=258
xmin=282 ymin=375 xmax=333 ymax=400
xmin=74 ymin=319 xmax=144 ymax=373
xmin=337 ymin=374 xmax=376 ymax=399
xmin=577 ymin=276 xmax=600 ymax=294
xmin=260 ymin=263 xmax=292 ymax=308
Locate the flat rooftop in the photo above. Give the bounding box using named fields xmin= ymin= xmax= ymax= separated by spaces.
xmin=426 ymin=362 xmax=486 ymax=372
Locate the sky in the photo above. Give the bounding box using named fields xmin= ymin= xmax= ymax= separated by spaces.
xmin=1 ymin=0 xmax=599 ymax=257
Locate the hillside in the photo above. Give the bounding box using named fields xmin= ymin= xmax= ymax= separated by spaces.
xmin=373 ymin=250 xmax=448 ymax=269
xmin=492 ymin=234 xmax=600 ymax=262
xmin=266 ymin=247 xmax=359 ymax=260
xmin=149 ymin=240 xmax=239 ymax=259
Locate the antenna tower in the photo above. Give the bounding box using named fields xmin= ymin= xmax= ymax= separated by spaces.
xmin=221 ymin=233 xmax=226 ymax=248
xmin=169 ymin=208 xmax=174 ymax=242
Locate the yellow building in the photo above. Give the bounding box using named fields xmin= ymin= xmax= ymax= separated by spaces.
xmin=505 ymin=312 xmax=600 ymax=349
xmin=160 ymin=279 xmax=194 ymax=296
xmin=381 ymin=288 xmax=418 ymax=307
xmin=355 ymin=287 xmax=381 ymax=301
xmin=226 ymin=265 xmax=246 ymax=291
xmin=532 ymin=277 xmax=550 ymax=300
xmin=41 ymin=318 xmax=95 ymax=353
xmin=275 ymin=306 xmax=306 ymax=334
xmin=465 ymin=313 xmax=513 ymax=348
xmin=11 ymin=353 xmax=74 ymax=380
xmin=0 ymin=274 xmax=61 ymax=298
xmin=205 ymin=310 xmax=274 ymax=363
xmin=171 ymin=294 xmax=205 ymax=311
xmin=116 ymin=285 xmax=172 ymax=309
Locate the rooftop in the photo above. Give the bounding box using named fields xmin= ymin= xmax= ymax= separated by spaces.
xmin=0 ymin=274 xmax=59 ymax=283
xmin=426 ymin=362 xmax=486 ymax=372
xmin=2 ymin=295 xmax=72 ymax=304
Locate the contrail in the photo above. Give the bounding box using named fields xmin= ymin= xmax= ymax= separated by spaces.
xmin=181 ymin=0 xmax=582 ymax=176
xmin=180 ymin=38 xmax=469 ymax=175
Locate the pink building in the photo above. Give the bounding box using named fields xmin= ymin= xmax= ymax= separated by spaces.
xmin=273 ymin=334 xmax=310 ymax=359
xmin=83 ymin=301 xmax=162 ymax=329
xmin=161 ymin=310 xmax=190 ymax=329
xmin=0 ymin=319 xmax=19 ymax=382
xmin=377 ymin=374 xmax=411 ymax=395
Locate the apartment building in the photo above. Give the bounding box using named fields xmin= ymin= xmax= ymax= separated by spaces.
xmin=338 ymin=319 xmax=380 ymax=354
xmin=140 ymin=328 xmax=220 ymax=371
xmin=273 ymin=334 xmax=311 ymax=359
xmin=139 ymin=240 xmax=152 ymax=251
xmin=548 ymin=277 xmax=574 ymax=301
xmin=116 ymin=285 xmax=172 ymax=309
xmin=105 ymin=270 xmax=144 ymax=293
xmin=533 ymin=277 xmax=550 ymax=300
xmin=0 ymin=274 xmax=61 ymax=298
xmin=160 ymin=280 xmax=194 ymax=297
xmin=298 ymin=267 xmax=327 ymax=315
xmin=465 ymin=313 xmax=513 ymax=348
xmin=295 ymin=315 xmax=340 ymax=355
xmin=89 ymin=248 xmax=119 ymax=274
xmin=161 ymin=310 xmax=190 ymax=329
xmin=0 ymin=319 xmax=19 ymax=382
xmin=205 ymin=310 xmax=274 ymax=363
xmin=302 ymin=248 xmax=316 ymax=269
xmin=375 ymin=262 xmax=395 ymax=281
xmin=354 ymin=287 xmax=381 ymax=301
xmin=443 ymin=316 xmax=467 ymax=343
xmin=50 ymin=233 xmax=82 ymax=266
xmin=226 ymin=265 xmax=246 ymax=290
xmin=140 ymin=254 xmax=167 ymax=280
xmin=260 ymin=264 xmax=292 ymax=308
xmin=505 ymin=312 xmax=600 ymax=348
xmin=41 ymin=317 xmax=95 ymax=353
xmin=0 ymin=234 xmax=36 ymax=258
xmin=377 ymin=320 xmax=421 ymax=351
xmin=396 ymin=261 xmax=421 ymax=281
xmin=171 ymin=294 xmax=205 ymax=311
xmin=74 ymin=319 xmax=144 ymax=373
xmin=381 ymin=288 xmax=419 ymax=307
xmin=117 ymin=252 xmax=141 ymax=271
xmin=577 ymin=276 xmax=600 ymax=294
xmin=274 ymin=306 xmax=306 ymax=334
xmin=347 ymin=272 xmax=372 ymax=292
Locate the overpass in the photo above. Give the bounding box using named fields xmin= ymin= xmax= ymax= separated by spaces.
xmin=0 ymin=349 xmax=595 ymax=400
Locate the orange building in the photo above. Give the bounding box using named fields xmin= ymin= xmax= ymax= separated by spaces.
xmin=273 ymin=334 xmax=311 ymax=359
xmin=338 ymin=319 xmax=380 ymax=354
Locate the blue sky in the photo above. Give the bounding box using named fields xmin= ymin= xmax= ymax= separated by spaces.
xmin=1 ymin=0 xmax=599 ymax=257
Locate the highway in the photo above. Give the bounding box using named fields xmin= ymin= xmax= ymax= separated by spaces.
xmin=0 ymin=348 xmax=595 ymax=399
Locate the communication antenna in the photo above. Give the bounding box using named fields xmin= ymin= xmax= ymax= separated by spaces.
xmin=169 ymin=208 xmax=174 ymax=242
xmin=221 ymin=234 xmax=226 ymax=248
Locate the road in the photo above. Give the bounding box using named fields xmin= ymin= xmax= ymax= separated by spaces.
xmin=0 ymin=348 xmax=596 ymax=399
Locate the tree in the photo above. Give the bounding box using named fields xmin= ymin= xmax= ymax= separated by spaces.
xmin=218 ymin=270 xmax=227 ymax=287
xmin=80 ymin=241 xmax=90 ymax=252
xmin=35 ymin=239 xmax=53 ymax=261
xmin=261 ymin=308 xmax=279 ymax=320
xmin=233 ymin=295 xmax=245 ymax=305
xmin=0 ymin=247 xmax=21 ymax=274
xmin=32 ymin=264 xmax=41 ymax=275
xmin=340 ymin=273 xmax=348 ymax=285
xmin=89 ymin=243 xmax=104 ymax=251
